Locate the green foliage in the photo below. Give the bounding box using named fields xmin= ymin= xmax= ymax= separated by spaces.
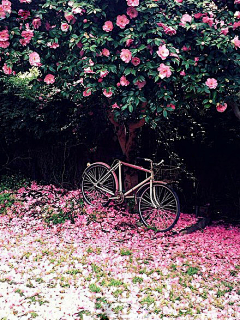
xmin=0 ymin=174 xmax=31 ymax=191
xmin=0 ymin=192 xmax=16 ymax=215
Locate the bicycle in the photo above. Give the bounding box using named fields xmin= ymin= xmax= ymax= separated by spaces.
xmin=81 ymin=157 xmax=180 ymax=232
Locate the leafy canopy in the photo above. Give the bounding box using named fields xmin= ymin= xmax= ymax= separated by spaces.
xmin=0 ymin=0 xmax=239 ymax=123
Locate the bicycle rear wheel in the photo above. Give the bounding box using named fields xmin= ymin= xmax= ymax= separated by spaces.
xmin=82 ymin=163 xmax=118 ymax=207
xmin=138 ymin=183 xmax=180 ymax=232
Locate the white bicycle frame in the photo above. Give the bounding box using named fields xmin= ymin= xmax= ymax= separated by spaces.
xmin=93 ymin=159 xmax=162 ymax=207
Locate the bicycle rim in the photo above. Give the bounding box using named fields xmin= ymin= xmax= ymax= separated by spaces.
xmin=82 ymin=164 xmax=117 ymax=207
xmin=138 ymin=183 xmax=180 ymax=232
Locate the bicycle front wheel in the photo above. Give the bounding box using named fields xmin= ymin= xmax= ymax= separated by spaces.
xmin=138 ymin=183 xmax=180 ymax=232
xmin=82 ymin=163 xmax=118 ymax=207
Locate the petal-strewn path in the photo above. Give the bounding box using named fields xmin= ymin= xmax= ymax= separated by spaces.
xmin=0 ymin=184 xmax=239 ymax=319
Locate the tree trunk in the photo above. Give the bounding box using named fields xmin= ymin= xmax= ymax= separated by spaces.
xmin=108 ymin=103 xmax=146 ymax=191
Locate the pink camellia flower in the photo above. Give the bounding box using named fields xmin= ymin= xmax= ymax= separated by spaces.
xmin=194 ymin=13 xmax=203 ymax=19
xmin=84 ymin=67 xmax=94 ymax=74
xmin=120 ymin=75 xmax=130 ymax=86
xmin=21 ymin=30 xmax=34 ymax=39
xmin=102 ymin=21 xmax=113 ymax=32
xmin=61 ymin=23 xmax=69 ymax=32
xmin=216 ymin=103 xmax=227 ymax=113
xmin=157 ymin=63 xmax=172 ymax=79
xmin=2 ymin=0 xmax=11 ymax=14
xmin=0 ymin=6 xmax=6 ymax=19
xmin=233 ymin=21 xmax=240 ymax=30
xmin=112 ymin=103 xmax=120 ymax=109
xmin=131 ymin=57 xmax=140 ymax=66
xmin=102 ymin=48 xmax=110 ymax=57
xmin=120 ymin=49 xmax=132 ymax=63
xmin=202 ymin=16 xmax=214 ymax=27
xmin=47 ymin=42 xmax=59 ymax=49
xmin=126 ymin=38 xmax=134 ymax=46
xmin=157 ymin=45 xmax=169 ymax=60
xmin=32 ymin=18 xmax=41 ymax=29
xmin=0 ymin=29 xmax=9 ymax=42
xmin=164 ymin=26 xmax=177 ymax=36
xmin=180 ymin=70 xmax=186 ymax=76
xmin=100 ymin=70 xmax=109 ymax=78
xmin=18 ymin=9 xmax=30 ymax=20
xmin=0 ymin=40 xmax=9 ymax=48
xmin=181 ymin=14 xmax=192 ymax=25
xmin=127 ymin=0 xmax=139 ymax=6
xmin=235 ymin=0 xmax=240 ymax=3
xmin=167 ymin=104 xmax=176 ymax=110
xmin=83 ymin=88 xmax=91 ymax=97
xmin=2 ymin=63 xmax=12 ymax=74
xmin=175 ymin=0 xmax=183 ymax=2
xmin=135 ymin=80 xmax=146 ymax=89
xmin=29 ymin=52 xmax=41 ymax=66
xmin=103 ymin=89 xmax=113 ymax=97
xmin=221 ymin=27 xmax=229 ymax=35
xmin=116 ymin=15 xmax=130 ymax=29
xmin=234 ymin=11 xmax=240 ymax=19
xmin=44 ymin=74 xmax=55 ymax=84
xmin=64 ymin=13 xmax=76 ymax=23
xmin=127 ymin=7 xmax=138 ymax=19
xmin=205 ymin=78 xmax=218 ymax=89
xmin=19 ymin=0 xmax=32 ymax=3
xmin=232 ymin=36 xmax=240 ymax=49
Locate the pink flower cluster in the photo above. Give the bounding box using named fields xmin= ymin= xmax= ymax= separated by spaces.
xmin=120 ymin=49 xmax=132 ymax=63
xmin=127 ymin=0 xmax=139 ymax=6
xmin=157 ymin=44 xmax=169 ymax=60
xmin=20 ymin=28 xmax=34 ymax=46
xmin=32 ymin=18 xmax=41 ymax=29
xmin=18 ymin=9 xmax=30 ymax=20
xmin=157 ymin=23 xmax=176 ymax=36
xmin=0 ymin=29 xmax=10 ymax=48
xmin=102 ymin=21 xmax=113 ymax=32
xmin=216 ymin=103 xmax=227 ymax=113
xmin=127 ymin=7 xmax=138 ymax=19
xmin=116 ymin=15 xmax=129 ymax=29
xmin=205 ymin=78 xmax=218 ymax=89
xmin=0 ymin=0 xmax=11 ymax=19
xmin=44 ymin=74 xmax=55 ymax=84
xmin=2 ymin=63 xmax=12 ymax=74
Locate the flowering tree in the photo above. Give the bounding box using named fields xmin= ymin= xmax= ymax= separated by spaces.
xmin=0 ymin=0 xmax=240 ymax=173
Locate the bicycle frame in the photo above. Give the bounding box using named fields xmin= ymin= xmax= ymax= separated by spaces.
xmin=95 ymin=160 xmax=157 ymax=205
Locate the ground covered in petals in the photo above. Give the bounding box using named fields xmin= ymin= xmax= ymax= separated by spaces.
xmin=0 ymin=183 xmax=239 ymax=320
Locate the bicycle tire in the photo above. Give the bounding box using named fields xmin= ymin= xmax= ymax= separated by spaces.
xmin=138 ymin=182 xmax=180 ymax=232
xmin=81 ymin=163 xmax=118 ymax=207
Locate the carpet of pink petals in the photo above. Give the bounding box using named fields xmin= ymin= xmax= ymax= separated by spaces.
xmin=0 ymin=183 xmax=239 ymax=320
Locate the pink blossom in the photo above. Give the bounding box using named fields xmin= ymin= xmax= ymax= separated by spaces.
xmin=233 ymin=21 xmax=240 ymax=30
xmin=167 ymin=104 xmax=176 ymax=110
xmin=232 ymin=36 xmax=240 ymax=49
xmin=0 ymin=40 xmax=9 ymax=48
xmin=2 ymin=0 xmax=11 ymax=14
xmin=120 ymin=49 xmax=132 ymax=63
xmin=103 ymin=89 xmax=113 ymax=97
xmin=157 ymin=63 xmax=172 ymax=79
xmin=102 ymin=21 xmax=113 ymax=32
xmin=202 ymin=16 xmax=214 ymax=27
xmin=180 ymin=70 xmax=186 ymax=76
xmin=100 ymin=70 xmax=109 ymax=78
xmin=182 ymin=45 xmax=191 ymax=51
xmin=44 ymin=74 xmax=55 ymax=84
xmin=127 ymin=0 xmax=139 ymax=6
xmin=19 ymin=0 xmax=32 ymax=3
xmin=47 ymin=42 xmax=59 ymax=49
xmin=131 ymin=57 xmax=140 ymax=66
xmin=116 ymin=15 xmax=130 ymax=29
xmin=2 ymin=63 xmax=12 ymax=74
xmin=83 ymin=88 xmax=91 ymax=97
xmin=112 ymin=103 xmax=120 ymax=109
xmin=64 ymin=13 xmax=76 ymax=23
xmin=135 ymin=80 xmax=146 ymax=89
xmin=175 ymin=0 xmax=183 ymax=2
xmin=18 ymin=9 xmax=30 ymax=20
xmin=32 ymin=18 xmax=41 ymax=29
xmin=120 ymin=75 xmax=130 ymax=86
xmin=19 ymin=38 xmax=30 ymax=46
xmin=127 ymin=7 xmax=138 ymax=19
xmin=216 ymin=103 xmax=227 ymax=113
xmin=21 ymin=30 xmax=34 ymax=39
xmin=0 ymin=6 xmax=6 ymax=19
xmin=0 ymin=30 xmax=9 ymax=42
xmin=235 ymin=0 xmax=240 ymax=3
xmin=157 ymin=45 xmax=169 ymax=60
xmin=126 ymin=38 xmax=134 ymax=46
xmin=221 ymin=27 xmax=229 ymax=35
xmin=72 ymin=7 xmax=84 ymax=14
xmin=194 ymin=13 xmax=203 ymax=19
xmin=234 ymin=11 xmax=240 ymax=19
xmin=164 ymin=26 xmax=176 ymax=36
xmin=61 ymin=23 xmax=69 ymax=32
xmin=181 ymin=14 xmax=192 ymax=25
xmin=102 ymin=48 xmax=110 ymax=57
xmin=29 ymin=52 xmax=41 ymax=66
xmin=84 ymin=67 xmax=94 ymax=74
xmin=205 ymin=78 xmax=218 ymax=89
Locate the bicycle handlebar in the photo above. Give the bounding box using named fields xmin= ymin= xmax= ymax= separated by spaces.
xmin=136 ymin=157 xmax=153 ymax=163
